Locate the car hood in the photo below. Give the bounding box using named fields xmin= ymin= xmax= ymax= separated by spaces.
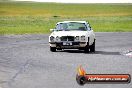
xmin=50 ymin=31 xmax=89 ymax=37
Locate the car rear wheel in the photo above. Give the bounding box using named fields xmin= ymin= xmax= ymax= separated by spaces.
xmin=90 ymin=39 xmax=95 ymax=52
xmin=50 ymin=47 xmax=56 ymax=52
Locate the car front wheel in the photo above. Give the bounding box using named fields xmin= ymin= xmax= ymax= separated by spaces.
xmin=50 ymin=47 xmax=56 ymax=52
xmin=90 ymin=39 xmax=95 ymax=52
xmin=84 ymin=43 xmax=89 ymax=53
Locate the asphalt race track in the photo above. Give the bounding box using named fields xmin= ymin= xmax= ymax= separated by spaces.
xmin=0 ymin=32 xmax=132 ymax=88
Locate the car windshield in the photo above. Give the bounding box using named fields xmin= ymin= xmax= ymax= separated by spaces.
xmin=55 ymin=22 xmax=87 ymax=31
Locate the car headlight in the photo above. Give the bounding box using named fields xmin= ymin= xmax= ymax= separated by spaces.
xmin=50 ymin=36 xmax=54 ymax=42
xmin=56 ymin=36 xmax=60 ymax=41
xmin=81 ymin=36 xmax=85 ymax=41
xmin=75 ymin=36 xmax=79 ymax=41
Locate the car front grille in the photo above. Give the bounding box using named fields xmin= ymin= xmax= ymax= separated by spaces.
xmin=60 ymin=36 xmax=74 ymax=41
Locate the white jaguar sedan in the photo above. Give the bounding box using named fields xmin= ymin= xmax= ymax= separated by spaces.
xmin=49 ymin=21 xmax=95 ymax=53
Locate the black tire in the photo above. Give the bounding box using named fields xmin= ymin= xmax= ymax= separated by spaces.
xmin=84 ymin=37 xmax=90 ymax=53
xmin=50 ymin=47 xmax=56 ymax=52
xmin=90 ymin=39 xmax=95 ymax=52
xmin=84 ymin=42 xmax=89 ymax=53
xmin=84 ymin=46 xmax=89 ymax=53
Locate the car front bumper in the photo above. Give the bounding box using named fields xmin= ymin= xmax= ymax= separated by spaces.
xmin=49 ymin=42 xmax=88 ymax=49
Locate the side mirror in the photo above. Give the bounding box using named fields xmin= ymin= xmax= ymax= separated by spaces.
xmin=50 ymin=29 xmax=54 ymax=32
xmin=89 ymin=26 xmax=93 ymax=30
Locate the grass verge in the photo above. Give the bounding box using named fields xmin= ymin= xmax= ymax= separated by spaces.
xmin=0 ymin=2 xmax=132 ymax=34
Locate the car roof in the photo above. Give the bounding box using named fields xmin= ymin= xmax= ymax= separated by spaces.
xmin=57 ymin=21 xmax=87 ymax=24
